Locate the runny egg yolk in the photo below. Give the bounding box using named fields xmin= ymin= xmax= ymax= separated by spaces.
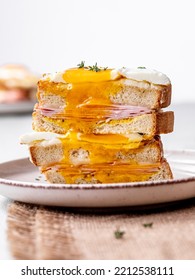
xmin=59 ymin=133 xmax=145 ymax=165
xmin=78 ymin=133 xmax=142 ymax=145
xmin=62 ymin=68 xmax=120 ymax=83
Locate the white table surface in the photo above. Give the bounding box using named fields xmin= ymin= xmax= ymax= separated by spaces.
xmin=0 ymin=103 xmax=195 ymax=259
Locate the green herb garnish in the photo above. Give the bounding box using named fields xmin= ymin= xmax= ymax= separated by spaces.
xmin=88 ymin=62 xmax=101 ymax=72
xmin=77 ymin=61 xmax=85 ymax=68
xmin=143 ymin=222 xmax=153 ymax=228
xmin=114 ymin=229 xmax=125 ymax=239
xmin=77 ymin=62 xmax=108 ymax=72
xmin=137 ymin=66 xmax=146 ymax=69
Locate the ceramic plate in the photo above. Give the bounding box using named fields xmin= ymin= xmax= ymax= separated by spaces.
xmin=0 ymin=150 xmax=195 ymax=207
xmin=0 ymin=100 xmax=35 ymax=114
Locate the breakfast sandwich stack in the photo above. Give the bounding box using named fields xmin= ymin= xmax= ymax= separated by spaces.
xmin=21 ymin=63 xmax=174 ymax=184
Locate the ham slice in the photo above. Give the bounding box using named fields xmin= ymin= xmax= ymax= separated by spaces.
xmin=37 ymin=104 xmax=152 ymax=119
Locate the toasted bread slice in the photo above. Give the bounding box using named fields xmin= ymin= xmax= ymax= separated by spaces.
xmin=41 ymin=159 xmax=173 ymax=184
xmin=32 ymin=111 xmax=174 ymax=138
xmin=24 ymin=136 xmax=163 ymax=167
xmin=37 ymin=78 xmax=171 ymax=110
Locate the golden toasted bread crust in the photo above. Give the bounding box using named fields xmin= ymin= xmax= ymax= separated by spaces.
xmin=32 ymin=111 xmax=174 ymax=137
xmin=156 ymin=111 xmax=174 ymax=134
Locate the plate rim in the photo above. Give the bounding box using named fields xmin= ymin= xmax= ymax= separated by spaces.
xmin=0 ymin=153 xmax=195 ymax=190
xmin=0 ymin=100 xmax=35 ymax=114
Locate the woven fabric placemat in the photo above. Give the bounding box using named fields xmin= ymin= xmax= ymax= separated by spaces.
xmin=7 ymin=199 xmax=195 ymax=260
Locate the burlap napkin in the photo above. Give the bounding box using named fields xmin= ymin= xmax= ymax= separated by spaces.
xmin=7 ymin=199 xmax=195 ymax=260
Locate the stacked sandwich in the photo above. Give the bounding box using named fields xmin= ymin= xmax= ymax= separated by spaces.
xmin=21 ymin=63 xmax=174 ymax=184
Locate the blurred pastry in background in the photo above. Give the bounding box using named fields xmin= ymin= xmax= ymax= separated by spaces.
xmin=0 ymin=64 xmax=38 ymax=103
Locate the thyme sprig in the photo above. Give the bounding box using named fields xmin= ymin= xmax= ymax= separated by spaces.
xmin=143 ymin=222 xmax=153 ymax=228
xmin=77 ymin=61 xmax=108 ymax=72
xmin=88 ymin=62 xmax=101 ymax=72
xmin=77 ymin=61 xmax=85 ymax=68
xmin=114 ymin=228 xmax=125 ymax=239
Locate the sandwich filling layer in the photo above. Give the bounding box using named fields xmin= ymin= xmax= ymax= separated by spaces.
xmin=36 ymin=104 xmax=152 ymax=119
xmin=21 ymin=132 xmax=162 ymax=166
xmin=42 ymin=162 xmax=164 ymax=184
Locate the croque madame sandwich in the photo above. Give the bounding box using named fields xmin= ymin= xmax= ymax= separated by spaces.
xmin=20 ymin=62 xmax=174 ymax=184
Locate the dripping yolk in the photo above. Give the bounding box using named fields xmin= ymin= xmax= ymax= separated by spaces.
xmin=62 ymin=68 xmax=120 ymax=83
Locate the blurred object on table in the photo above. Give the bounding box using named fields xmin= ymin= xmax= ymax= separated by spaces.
xmin=0 ymin=64 xmax=38 ymax=103
xmin=0 ymin=64 xmax=39 ymax=114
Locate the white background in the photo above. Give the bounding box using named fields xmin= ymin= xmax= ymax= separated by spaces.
xmin=1 ymin=0 xmax=195 ymax=103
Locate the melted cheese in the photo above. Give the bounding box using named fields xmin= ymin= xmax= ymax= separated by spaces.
xmin=40 ymin=114 xmax=152 ymax=140
xmin=42 ymin=163 xmax=160 ymax=184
